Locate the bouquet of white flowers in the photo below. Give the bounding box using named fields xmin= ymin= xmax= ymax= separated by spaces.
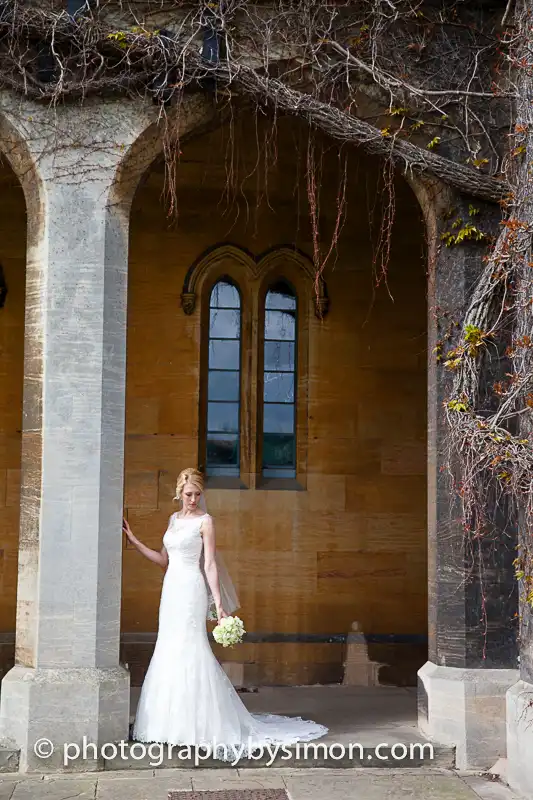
xmin=212 ymin=615 xmax=246 ymax=648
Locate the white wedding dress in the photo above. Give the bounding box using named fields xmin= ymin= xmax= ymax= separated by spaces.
xmin=132 ymin=512 xmax=328 ymax=757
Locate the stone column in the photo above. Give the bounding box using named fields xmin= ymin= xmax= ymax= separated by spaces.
xmin=410 ymin=178 xmax=519 ymax=771
xmin=0 ymin=94 xmax=211 ymax=771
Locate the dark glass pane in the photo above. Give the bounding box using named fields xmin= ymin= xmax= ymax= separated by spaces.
xmin=266 ymin=282 xmax=296 ymax=311
xmin=209 ymin=308 xmax=240 ymax=339
xmin=208 ymin=371 xmax=239 ymax=402
xmin=265 ymin=310 xmax=295 ymax=341
xmin=207 ymin=434 xmax=239 ymax=467
xmin=263 ymin=467 xmax=296 ymax=478
xmin=264 ymin=372 xmax=295 ymax=403
xmin=262 ymin=281 xmax=296 ymax=478
xmin=264 ymin=341 xmax=295 ymax=372
xmin=207 ymin=402 xmax=239 ymax=433
xmin=210 ymin=281 xmax=240 ymax=309
xmin=263 ymin=433 xmax=296 ymax=467
xmin=209 ymin=339 xmax=240 ymax=370
xmin=263 ymin=403 xmax=295 ymax=434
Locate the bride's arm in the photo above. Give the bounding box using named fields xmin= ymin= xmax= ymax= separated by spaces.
xmin=201 ymin=515 xmax=226 ymax=622
xmin=123 ymin=518 xmax=169 ymax=570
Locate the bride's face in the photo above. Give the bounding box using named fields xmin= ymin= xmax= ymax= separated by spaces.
xmin=182 ymin=482 xmax=202 ymax=513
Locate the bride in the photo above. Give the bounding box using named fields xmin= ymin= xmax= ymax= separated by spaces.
xmin=122 ymin=467 xmax=327 ymax=759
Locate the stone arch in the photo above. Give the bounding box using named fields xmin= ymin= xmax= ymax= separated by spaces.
xmin=0 ymin=105 xmax=44 ymax=234
xmin=181 ymin=243 xmax=329 ymax=319
xmin=109 ymin=94 xmax=217 ymax=212
xmin=402 ymin=172 xmax=453 ymax=279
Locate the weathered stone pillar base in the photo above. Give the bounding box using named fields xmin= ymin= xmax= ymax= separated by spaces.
xmin=506 ymin=680 xmax=533 ymax=798
xmin=0 ymin=665 xmax=129 ymax=772
xmin=418 ymin=662 xmax=518 ymax=770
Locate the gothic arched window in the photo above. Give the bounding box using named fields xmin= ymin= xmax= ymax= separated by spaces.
xmin=261 ymin=280 xmax=297 ymax=479
xmin=205 ymin=279 xmax=242 ymax=476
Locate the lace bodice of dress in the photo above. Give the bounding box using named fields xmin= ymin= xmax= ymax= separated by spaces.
xmin=163 ymin=512 xmax=209 ymax=570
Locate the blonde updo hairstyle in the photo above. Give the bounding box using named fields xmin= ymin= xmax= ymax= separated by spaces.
xmin=174 ymin=468 xmax=204 ymax=503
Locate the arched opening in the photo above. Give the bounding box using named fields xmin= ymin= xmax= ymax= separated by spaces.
xmin=121 ymin=110 xmax=427 ymax=720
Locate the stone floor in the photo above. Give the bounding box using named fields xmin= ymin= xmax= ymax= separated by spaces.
xmin=0 ymin=768 xmax=522 ymax=800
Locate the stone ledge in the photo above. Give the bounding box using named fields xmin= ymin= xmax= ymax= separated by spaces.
xmin=102 ymin=742 xmax=454 ymax=771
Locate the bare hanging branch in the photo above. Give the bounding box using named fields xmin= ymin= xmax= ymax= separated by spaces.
xmin=502 ymin=0 xmax=515 ymax=26
xmin=219 ymin=64 xmax=509 ymax=202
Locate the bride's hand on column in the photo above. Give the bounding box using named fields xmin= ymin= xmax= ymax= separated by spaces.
xmin=122 ymin=518 xmax=135 ymax=543
xmin=122 ymin=517 xmax=168 ymax=569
